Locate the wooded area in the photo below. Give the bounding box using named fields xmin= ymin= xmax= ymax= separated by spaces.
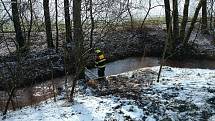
xmin=0 ymin=0 xmax=215 ymax=120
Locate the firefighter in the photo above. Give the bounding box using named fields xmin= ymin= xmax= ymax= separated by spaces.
xmin=95 ymin=48 xmax=107 ymax=89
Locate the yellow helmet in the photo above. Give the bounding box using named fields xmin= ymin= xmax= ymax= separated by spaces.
xmin=95 ymin=48 xmax=101 ymax=53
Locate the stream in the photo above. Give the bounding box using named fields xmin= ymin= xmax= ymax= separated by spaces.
xmin=0 ymin=56 xmax=215 ymax=111
xmin=91 ymin=56 xmax=215 ymax=76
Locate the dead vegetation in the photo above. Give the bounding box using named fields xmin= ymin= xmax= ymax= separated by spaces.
xmin=86 ymin=69 xmax=158 ymax=99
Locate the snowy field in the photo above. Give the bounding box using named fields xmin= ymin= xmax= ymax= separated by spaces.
xmin=1 ymin=66 xmax=215 ymax=121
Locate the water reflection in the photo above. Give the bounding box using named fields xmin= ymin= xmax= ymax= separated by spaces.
xmin=91 ymin=57 xmax=160 ymax=76
xmin=1 ymin=56 xmax=215 ymax=111
xmin=91 ymin=57 xmax=215 ymax=76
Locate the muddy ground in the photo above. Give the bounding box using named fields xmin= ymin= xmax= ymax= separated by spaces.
xmin=82 ymin=67 xmax=215 ymax=121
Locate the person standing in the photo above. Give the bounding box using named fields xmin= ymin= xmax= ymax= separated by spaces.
xmin=95 ymin=48 xmax=107 ymax=89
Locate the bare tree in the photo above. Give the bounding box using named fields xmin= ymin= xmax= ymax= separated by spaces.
xmin=70 ymin=0 xmax=85 ymax=101
xmin=172 ymin=0 xmax=179 ymax=44
xmin=209 ymin=0 xmax=214 ymax=31
xmin=43 ymin=0 xmax=54 ymax=48
xmin=180 ymin=0 xmax=190 ymax=40
xmin=201 ymin=0 xmax=208 ymax=32
xmin=163 ymin=0 xmax=173 ymax=50
xmin=127 ymin=0 xmax=133 ymax=30
xmin=11 ymin=0 xmax=25 ymax=48
xmin=140 ymin=0 xmax=163 ymax=28
xmin=89 ymin=0 xmax=94 ymax=48
xmin=183 ymin=0 xmax=205 ymax=44
xmin=64 ymin=0 xmax=72 ymax=43
xmin=55 ymin=0 xmax=59 ymax=51
xmin=0 ymin=38 xmax=24 ymax=116
xmin=27 ymin=0 xmax=33 ymax=47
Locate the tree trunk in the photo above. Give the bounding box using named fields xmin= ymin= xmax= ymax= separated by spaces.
xmin=27 ymin=0 xmax=33 ymax=47
xmin=43 ymin=0 xmax=54 ymax=48
xmin=164 ymin=0 xmax=171 ymax=32
xmin=173 ymin=0 xmax=180 ymax=44
xmin=180 ymin=0 xmax=190 ymax=41
xmin=70 ymin=0 xmax=84 ymax=101
xmin=64 ymin=0 xmax=72 ymax=43
xmin=164 ymin=0 xmax=173 ymax=51
xmin=201 ymin=0 xmax=208 ymax=32
xmin=183 ymin=0 xmax=204 ymax=44
xmin=89 ymin=0 xmax=94 ymax=48
xmin=127 ymin=0 xmax=133 ymax=30
xmin=3 ymin=87 xmax=16 ymax=116
xmin=55 ymin=0 xmax=59 ymax=51
xmin=209 ymin=0 xmax=214 ymax=30
xmin=157 ymin=18 xmax=172 ymax=82
xmin=213 ymin=0 xmax=215 ymax=34
xmin=11 ymin=0 xmax=25 ymax=48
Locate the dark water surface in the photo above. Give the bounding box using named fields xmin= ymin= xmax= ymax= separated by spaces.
xmin=91 ymin=57 xmax=215 ymax=76
xmin=1 ymin=56 xmax=215 ymax=111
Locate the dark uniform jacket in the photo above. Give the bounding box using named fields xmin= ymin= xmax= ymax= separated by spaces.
xmin=95 ymin=50 xmax=106 ymax=68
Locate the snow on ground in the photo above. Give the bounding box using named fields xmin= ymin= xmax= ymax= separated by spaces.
xmin=151 ymin=66 xmax=215 ymax=107
xmin=150 ymin=66 xmax=215 ymax=120
xmin=0 ymin=95 xmax=143 ymax=121
xmin=1 ymin=66 xmax=215 ymax=121
xmin=111 ymin=66 xmax=215 ymax=120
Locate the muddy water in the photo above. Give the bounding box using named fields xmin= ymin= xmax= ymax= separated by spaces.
xmin=0 ymin=76 xmax=73 ymax=111
xmin=1 ymin=56 xmax=215 ymax=111
xmin=91 ymin=57 xmax=215 ymax=76
xmin=91 ymin=57 xmax=160 ymax=76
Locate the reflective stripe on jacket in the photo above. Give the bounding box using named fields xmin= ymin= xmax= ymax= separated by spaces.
xmin=95 ymin=51 xmax=106 ymax=68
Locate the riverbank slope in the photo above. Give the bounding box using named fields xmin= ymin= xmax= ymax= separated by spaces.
xmin=1 ymin=66 xmax=215 ymax=121
xmin=0 ymin=26 xmax=214 ymax=90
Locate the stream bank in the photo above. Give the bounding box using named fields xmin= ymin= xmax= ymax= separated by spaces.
xmin=84 ymin=66 xmax=215 ymax=120
xmin=1 ymin=66 xmax=215 ymax=121
xmin=0 ymin=26 xmax=214 ymax=90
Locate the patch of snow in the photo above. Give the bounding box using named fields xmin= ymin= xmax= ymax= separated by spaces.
xmin=121 ymin=105 xmax=143 ymax=120
xmin=208 ymin=115 xmax=215 ymax=121
xmin=150 ymin=67 xmax=215 ymax=105
xmin=145 ymin=116 xmax=156 ymax=121
xmin=1 ymin=66 xmax=215 ymax=121
xmin=115 ymin=66 xmax=215 ymax=120
xmin=0 ymin=95 xmax=143 ymax=121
